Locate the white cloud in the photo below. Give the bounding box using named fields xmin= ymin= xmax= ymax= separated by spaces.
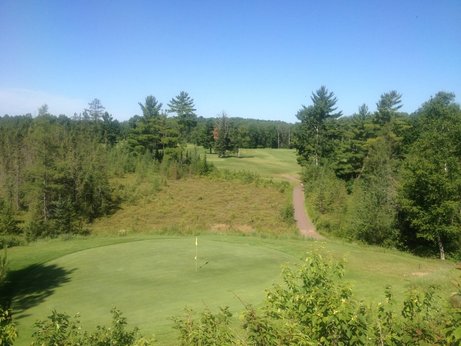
xmin=0 ymin=88 xmax=86 ymax=116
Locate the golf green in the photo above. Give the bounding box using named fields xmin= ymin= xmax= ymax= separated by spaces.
xmin=14 ymin=237 xmax=296 ymax=344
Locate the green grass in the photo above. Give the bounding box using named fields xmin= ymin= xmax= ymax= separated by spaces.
xmin=198 ymin=147 xmax=301 ymax=179
xmin=5 ymin=234 xmax=458 ymax=345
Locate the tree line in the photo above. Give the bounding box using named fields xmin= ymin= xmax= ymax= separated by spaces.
xmin=0 ymin=92 xmax=293 ymax=246
xmin=294 ymin=86 xmax=461 ymax=260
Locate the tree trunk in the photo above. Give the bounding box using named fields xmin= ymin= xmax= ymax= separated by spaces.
xmin=437 ymin=234 xmax=445 ymax=260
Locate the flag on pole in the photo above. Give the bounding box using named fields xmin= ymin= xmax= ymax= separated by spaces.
xmin=195 ymin=236 xmax=198 ymax=272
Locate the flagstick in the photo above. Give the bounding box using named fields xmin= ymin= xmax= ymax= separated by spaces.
xmin=195 ymin=236 xmax=198 ymax=272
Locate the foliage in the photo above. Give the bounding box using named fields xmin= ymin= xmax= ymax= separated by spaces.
xmin=0 ymin=114 xmax=117 ymax=240
xmin=194 ymin=118 xmax=216 ymax=153
xmin=0 ymin=248 xmax=17 ymax=346
xmin=264 ymin=253 xmax=368 ymax=345
xmin=0 ymin=247 xmax=7 ymax=287
xmin=295 ymin=88 xmax=461 ymax=257
xmin=172 ymin=253 xmax=450 ymax=345
xmin=128 ymin=96 xmax=175 ymax=159
xmin=0 ymin=200 xmax=20 ymax=237
xmin=333 ymin=104 xmax=374 ymax=182
xmin=168 ymin=91 xmax=198 ymax=141
xmin=302 ymin=164 xmax=347 ymax=234
xmin=172 ymin=307 xmax=235 ymax=345
xmin=445 ymin=278 xmax=461 ymax=345
xmin=375 ymin=90 xmax=403 ymax=125
xmin=399 ymin=92 xmax=461 ymax=259
xmin=280 ymin=202 xmax=295 ymax=225
xmin=0 ymin=308 xmax=17 ymax=346
xmin=194 ymin=116 xmax=294 ymax=151
xmin=31 ymin=308 xmax=154 ymax=345
xmin=294 ymin=86 xmax=342 ymax=166
xmin=214 ymin=113 xmax=237 ymax=157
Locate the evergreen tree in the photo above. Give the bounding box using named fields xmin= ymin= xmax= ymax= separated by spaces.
xmin=0 ymin=199 xmax=21 ymax=236
xmin=128 ymin=96 xmax=164 ymax=157
xmin=139 ymin=95 xmax=162 ymax=118
xmin=85 ymin=98 xmax=105 ymax=122
xmin=214 ymin=113 xmax=236 ymax=157
xmin=375 ymin=90 xmax=402 ymax=125
xmin=294 ymin=86 xmax=342 ymax=166
xmin=168 ymin=91 xmax=197 ymax=141
xmin=333 ymin=104 xmax=374 ymax=182
xmin=100 ymin=112 xmax=121 ymax=146
xmin=344 ymin=137 xmax=399 ymax=245
xmin=0 ymin=115 xmax=32 ymax=211
xmin=195 ymin=118 xmax=215 ymax=153
xmin=37 ymin=104 xmax=49 ymax=116
xmin=128 ymin=96 xmax=180 ymax=160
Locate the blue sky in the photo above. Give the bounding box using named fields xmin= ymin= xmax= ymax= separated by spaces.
xmin=1 ymin=1 xmax=460 ymax=123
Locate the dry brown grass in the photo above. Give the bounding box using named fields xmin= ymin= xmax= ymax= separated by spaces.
xmin=92 ymin=175 xmax=296 ymax=236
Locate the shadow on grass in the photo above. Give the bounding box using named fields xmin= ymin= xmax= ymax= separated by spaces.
xmin=0 ymin=263 xmax=75 ymax=319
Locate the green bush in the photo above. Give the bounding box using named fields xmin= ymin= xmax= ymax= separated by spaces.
xmin=0 ymin=249 xmax=17 ymax=346
xmin=31 ymin=308 xmax=154 ymax=345
xmin=302 ymin=164 xmax=348 ymax=234
xmin=0 ymin=308 xmax=17 ymax=346
xmin=172 ymin=307 xmax=235 ymax=346
xmin=172 ymin=253 xmax=450 ymax=345
xmin=280 ymin=203 xmax=295 ymax=224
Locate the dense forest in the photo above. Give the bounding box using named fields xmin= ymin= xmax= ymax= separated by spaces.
xmin=0 ymin=92 xmax=293 ymax=247
xmin=293 ymin=87 xmax=461 ymax=260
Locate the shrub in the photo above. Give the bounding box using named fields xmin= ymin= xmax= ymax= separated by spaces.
xmin=172 ymin=307 xmax=235 ymax=346
xmin=172 ymin=253 xmax=451 ymax=345
xmin=0 ymin=308 xmax=17 ymax=346
xmin=31 ymin=308 xmax=154 ymax=345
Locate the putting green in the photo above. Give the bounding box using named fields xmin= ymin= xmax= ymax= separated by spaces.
xmin=14 ymin=237 xmax=296 ymax=344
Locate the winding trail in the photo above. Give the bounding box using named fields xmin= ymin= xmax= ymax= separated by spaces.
xmin=280 ymin=174 xmax=324 ymax=240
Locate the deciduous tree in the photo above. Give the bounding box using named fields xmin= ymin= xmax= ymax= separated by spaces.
xmin=399 ymin=92 xmax=461 ymax=259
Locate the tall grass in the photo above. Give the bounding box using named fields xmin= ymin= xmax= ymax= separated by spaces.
xmin=92 ymin=175 xmax=296 ymax=236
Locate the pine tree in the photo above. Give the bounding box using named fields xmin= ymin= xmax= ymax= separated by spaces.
xmin=375 ymin=90 xmax=402 ymax=125
xmin=294 ymin=86 xmax=342 ymax=166
xmin=85 ymin=98 xmax=105 ymax=122
xmin=168 ymin=91 xmax=197 ymax=141
xmin=214 ymin=113 xmax=235 ymax=157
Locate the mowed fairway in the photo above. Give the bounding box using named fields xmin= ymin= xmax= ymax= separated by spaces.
xmin=10 ymin=237 xmax=295 ymax=345
xmin=203 ymin=148 xmax=301 ymax=178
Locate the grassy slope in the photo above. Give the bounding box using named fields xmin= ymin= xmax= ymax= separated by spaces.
xmin=201 ymin=148 xmax=301 ymax=178
xmin=91 ymin=176 xmax=296 ymax=235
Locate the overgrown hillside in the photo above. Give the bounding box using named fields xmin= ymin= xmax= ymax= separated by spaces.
xmin=91 ymin=174 xmax=296 ymax=236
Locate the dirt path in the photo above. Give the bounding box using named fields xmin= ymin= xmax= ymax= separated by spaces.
xmin=279 ymin=174 xmax=324 ymax=240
